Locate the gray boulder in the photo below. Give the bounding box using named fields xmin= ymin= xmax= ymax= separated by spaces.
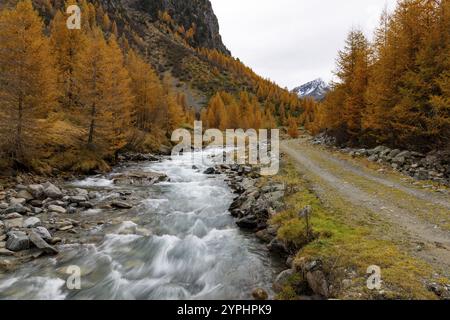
xmin=9 ymin=197 xmax=26 ymax=205
xmin=111 ymin=201 xmax=133 ymax=209
xmin=48 ymin=205 xmax=66 ymax=214
xmin=4 ymin=212 xmax=23 ymax=220
xmin=23 ymin=217 xmax=41 ymax=228
xmin=236 ymin=215 xmax=258 ymax=229
xmin=29 ymin=231 xmax=58 ymax=255
xmin=68 ymin=196 xmax=87 ymax=204
xmin=33 ymin=227 xmax=52 ymax=241
xmin=6 ymin=231 xmax=30 ymax=252
xmin=3 ymin=203 xmax=28 ymax=214
xmin=27 ymin=184 xmax=44 ymax=199
xmin=4 ymin=218 xmax=24 ymax=229
xmin=273 ymin=269 xmax=294 ymax=293
xmin=16 ymin=190 xmax=34 ymax=201
xmin=43 ymin=182 xmax=63 ymax=199
xmin=388 ymin=149 xmax=401 ymax=159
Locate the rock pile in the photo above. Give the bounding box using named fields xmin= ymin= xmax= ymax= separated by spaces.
xmin=311 ymin=135 xmax=450 ymax=185
xmin=345 ymin=146 xmax=449 ymax=185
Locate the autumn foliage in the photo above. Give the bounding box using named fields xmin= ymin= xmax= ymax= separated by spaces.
xmin=0 ymin=0 xmax=190 ymax=172
xmin=310 ymin=0 xmax=450 ymax=151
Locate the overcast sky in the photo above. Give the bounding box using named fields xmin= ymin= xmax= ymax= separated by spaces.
xmin=210 ymin=0 xmax=398 ymax=89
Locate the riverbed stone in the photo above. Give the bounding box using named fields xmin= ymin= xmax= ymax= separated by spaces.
xmin=68 ymin=195 xmax=87 ymax=204
xmin=9 ymin=197 xmax=26 ymax=205
xmin=33 ymin=227 xmax=52 ymax=241
xmin=4 ymin=212 xmax=23 ymax=220
xmin=43 ymin=183 xmax=63 ymax=199
xmin=0 ymin=248 xmax=14 ymax=256
xmin=6 ymin=231 xmax=30 ymax=251
xmin=113 ymin=171 xmax=168 ymax=186
xmin=16 ymin=190 xmax=34 ymax=201
xmin=23 ymin=217 xmax=41 ymax=228
xmin=236 ymin=215 xmax=258 ymax=229
xmin=3 ymin=204 xmax=28 ymax=214
xmin=48 ymin=205 xmax=66 ymax=214
xmin=29 ymin=231 xmax=58 ymax=255
xmin=111 ymin=201 xmax=133 ymax=209
xmin=27 ymin=184 xmax=44 ymax=199
xmin=4 ymin=218 xmax=24 ymax=229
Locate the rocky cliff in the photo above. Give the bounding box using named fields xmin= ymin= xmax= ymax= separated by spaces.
xmin=138 ymin=0 xmax=229 ymax=54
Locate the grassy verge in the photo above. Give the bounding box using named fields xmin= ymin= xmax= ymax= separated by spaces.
xmin=269 ymin=161 xmax=446 ymax=300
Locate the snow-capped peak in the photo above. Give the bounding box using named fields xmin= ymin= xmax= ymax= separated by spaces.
xmin=292 ymin=78 xmax=330 ymax=100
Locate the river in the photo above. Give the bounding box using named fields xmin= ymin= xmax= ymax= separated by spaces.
xmin=0 ymin=149 xmax=280 ymax=299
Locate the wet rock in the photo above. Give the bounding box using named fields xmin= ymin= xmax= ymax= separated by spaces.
xmin=111 ymin=201 xmax=133 ymax=209
xmin=252 ymin=288 xmax=269 ymax=300
xmin=32 ymin=207 xmax=43 ymax=215
xmin=43 ymin=182 xmax=63 ymax=199
xmin=69 ymin=195 xmax=88 ymax=204
xmin=33 ymin=227 xmax=52 ymax=241
xmin=88 ymin=191 xmax=98 ymax=200
xmin=30 ymin=200 xmax=43 ymax=207
xmin=27 ymin=184 xmax=44 ymax=199
xmin=23 ymin=217 xmax=41 ymax=228
xmin=3 ymin=203 xmax=28 ymax=214
xmin=9 ymin=197 xmax=26 ymax=205
xmin=255 ymin=229 xmax=275 ymax=243
xmin=273 ymin=269 xmax=294 ymax=293
xmin=203 ymin=167 xmax=219 ymax=175
xmin=48 ymin=205 xmax=66 ymax=214
xmin=29 ymin=231 xmax=58 ymax=255
xmin=120 ymin=152 xmax=160 ymax=162
xmin=16 ymin=190 xmax=34 ymax=201
xmin=0 ymin=248 xmax=14 ymax=256
xmin=113 ymin=171 xmax=168 ymax=186
xmin=268 ymin=238 xmax=288 ymax=255
xmin=79 ymin=202 xmax=94 ymax=209
xmin=236 ymin=215 xmax=258 ymax=229
xmin=4 ymin=218 xmax=24 ymax=229
xmin=6 ymin=231 xmax=30 ymax=251
xmin=4 ymin=213 xmax=23 ymax=220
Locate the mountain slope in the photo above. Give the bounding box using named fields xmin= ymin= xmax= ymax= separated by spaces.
xmin=293 ymin=78 xmax=329 ymax=100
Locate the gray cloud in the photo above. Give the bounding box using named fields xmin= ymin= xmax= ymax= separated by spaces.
xmin=210 ymin=0 xmax=397 ymax=89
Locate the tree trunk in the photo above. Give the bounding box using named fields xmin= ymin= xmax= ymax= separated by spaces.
xmin=88 ymin=102 xmax=96 ymax=146
xmin=15 ymin=96 xmax=23 ymax=160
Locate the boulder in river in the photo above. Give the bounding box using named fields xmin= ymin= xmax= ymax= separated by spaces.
xmin=6 ymin=231 xmax=30 ymax=252
xmin=27 ymin=184 xmax=45 ymax=199
xmin=43 ymin=182 xmax=63 ymax=199
xmin=4 ymin=218 xmax=24 ymax=229
xmin=112 ymin=171 xmax=168 ymax=186
xmin=3 ymin=203 xmax=28 ymax=214
xmin=111 ymin=201 xmax=133 ymax=209
xmin=29 ymin=231 xmax=58 ymax=255
xmin=48 ymin=205 xmax=66 ymax=214
xmin=23 ymin=217 xmax=41 ymax=229
xmin=33 ymin=226 xmax=52 ymax=241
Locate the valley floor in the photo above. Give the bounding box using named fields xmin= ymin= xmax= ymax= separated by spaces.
xmin=280 ymin=138 xmax=450 ymax=293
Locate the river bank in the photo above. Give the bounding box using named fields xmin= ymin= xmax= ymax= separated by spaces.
xmin=0 ymin=149 xmax=282 ymax=299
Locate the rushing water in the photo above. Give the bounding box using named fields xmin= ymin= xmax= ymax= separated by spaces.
xmin=0 ymin=150 xmax=280 ymax=300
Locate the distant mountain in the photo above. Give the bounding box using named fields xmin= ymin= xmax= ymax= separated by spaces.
xmin=292 ymin=78 xmax=330 ymax=100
